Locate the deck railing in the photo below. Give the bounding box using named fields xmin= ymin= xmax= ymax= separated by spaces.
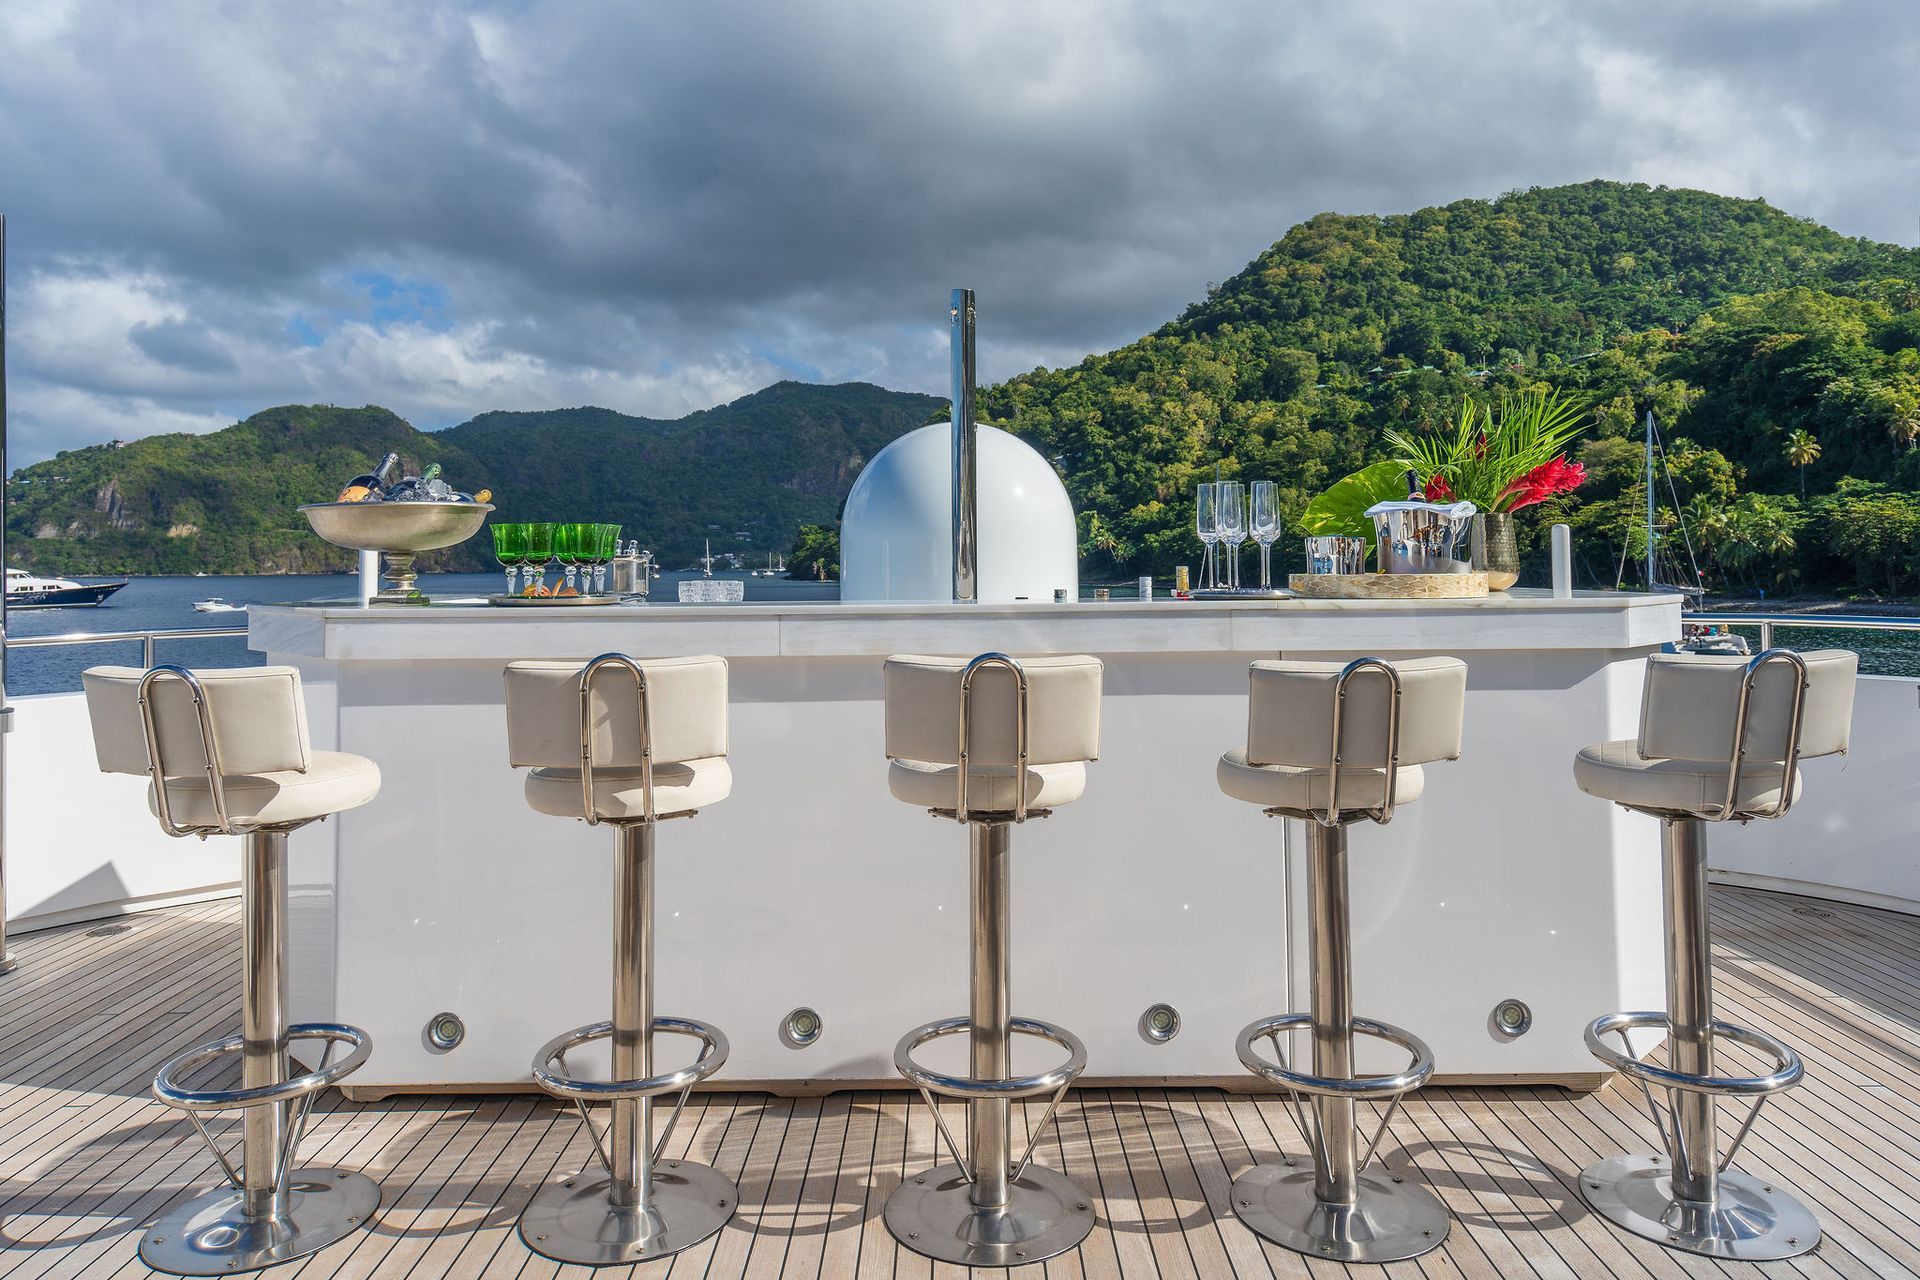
xmin=6 ymin=626 xmax=249 ymax=668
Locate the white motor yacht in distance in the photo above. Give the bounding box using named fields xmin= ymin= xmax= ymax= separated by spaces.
xmin=4 ymin=566 xmax=127 ymax=608
xmin=191 ymin=596 xmax=246 ymax=614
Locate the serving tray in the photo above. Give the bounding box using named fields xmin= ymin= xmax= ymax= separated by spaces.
xmin=485 ymin=593 xmax=623 ymax=607
xmin=1287 ymin=572 xmax=1489 ymax=600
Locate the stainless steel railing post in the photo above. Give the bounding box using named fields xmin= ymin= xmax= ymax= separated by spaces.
xmin=610 ymin=821 xmax=655 ymax=1215
xmin=968 ymin=819 xmax=1013 ymax=1210
xmin=1662 ymin=816 xmax=1717 ymax=1206
xmin=950 ymin=288 xmax=978 ymax=603
xmin=240 ymin=829 xmax=291 ymax=1222
xmin=1306 ymin=820 xmax=1358 ymax=1206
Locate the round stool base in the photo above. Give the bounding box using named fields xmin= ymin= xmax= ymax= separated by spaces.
xmin=518 ymin=1159 xmax=736 ymax=1266
xmin=1231 ymin=1163 xmax=1448 ymax=1263
xmin=885 ymin=1162 xmax=1095 ymax=1267
xmin=139 ymin=1168 xmax=378 ymax=1276
xmin=1579 ymin=1153 xmax=1820 ymax=1260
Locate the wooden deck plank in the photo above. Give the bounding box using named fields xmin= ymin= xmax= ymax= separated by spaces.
xmin=2 ymin=885 xmax=1916 ymax=1279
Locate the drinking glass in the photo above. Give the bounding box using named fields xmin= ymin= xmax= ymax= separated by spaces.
xmin=491 ymin=522 xmax=526 ymax=598
xmin=1218 ymin=481 xmax=1247 ymax=589
xmin=1251 ymin=481 xmax=1280 ymax=588
xmin=1196 ymin=483 xmax=1218 ymax=589
xmin=524 ymin=522 xmax=554 ymax=595
xmin=556 ymin=522 xmax=588 ymax=595
xmin=593 ymin=524 xmax=622 ymax=595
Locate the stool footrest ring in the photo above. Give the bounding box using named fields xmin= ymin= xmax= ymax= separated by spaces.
xmin=1237 ymin=1013 xmax=1435 ymax=1101
xmin=1585 ymin=1012 xmax=1803 ymax=1096
xmin=153 ymin=1022 xmax=371 ymax=1111
xmin=893 ymin=1015 xmax=1087 ymax=1101
xmin=532 ymin=1016 xmax=729 ymax=1102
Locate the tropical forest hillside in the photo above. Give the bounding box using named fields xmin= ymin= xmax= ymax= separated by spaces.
xmin=983 ymin=180 xmax=1920 ymax=595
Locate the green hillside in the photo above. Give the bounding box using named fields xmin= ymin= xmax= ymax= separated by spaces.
xmin=984 ymin=180 xmax=1920 ymax=594
xmin=4 ymin=382 xmax=943 ymax=575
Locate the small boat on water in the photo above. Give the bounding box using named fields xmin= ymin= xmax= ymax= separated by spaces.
xmin=4 ymin=567 xmax=128 ymax=609
xmin=193 ymin=597 xmax=246 ymax=614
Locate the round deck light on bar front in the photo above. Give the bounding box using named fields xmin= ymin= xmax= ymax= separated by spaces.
xmin=426 ymin=1011 xmax=466 ymax=1052
xmin=1138 ymin=1003 xmax=1182 ymax=1044
xmin=1491 ymin=999 xmax=1533 ymax=1039
xmin=781 ymin=1007 xmax=824 ymax=1049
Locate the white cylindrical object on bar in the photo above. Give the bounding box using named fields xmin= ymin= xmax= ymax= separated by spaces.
xmin=359 ymin=549 xmax=380 ymax=604
xmin=1551 ymin=524 xmax=1572 ymax=598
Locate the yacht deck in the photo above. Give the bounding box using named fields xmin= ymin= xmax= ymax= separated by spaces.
xmin=1 ymin=884 xmax=1915 ymax=1279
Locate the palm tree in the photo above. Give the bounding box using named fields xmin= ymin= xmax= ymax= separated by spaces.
xmin=1785 ymin=428 xmax=1820 ymax=497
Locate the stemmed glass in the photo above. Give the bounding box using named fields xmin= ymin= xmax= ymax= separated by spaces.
xmin=1218 ymin=481 xmax=1247 ymax=589
xmin=592 ymin=524 xmax=622 ymax=594
xmin=524 ymin=523 xmax=554 ymax=595
xmin=491 ymin=522 xmax=526 ymax=598
xmin=1251 ymin=481 xmax=1280 ymax=588
xmin=555 ymin=523 xmax=587 ymax=595
xmin=1196 ymin=483 xmax=1218 ymax=589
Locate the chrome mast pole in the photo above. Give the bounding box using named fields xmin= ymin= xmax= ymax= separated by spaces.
xmin=0 ymin=212 xmax=15 ymax=975
xmin=950 ymin=288 xmax=977 ymax=603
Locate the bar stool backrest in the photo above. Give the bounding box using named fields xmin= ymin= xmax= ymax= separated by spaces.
xmin=1246 ymin=656 xmax=1466 ymax=770
xmin=83 ymin=665 xmax=313 ymax=779
xmin=1638 ymin=649 xmax=1856 ymax=765
xmin=504 ymin=656 xmax=728 ymax=768
xmin=884 ymin=653 xmax=1102 ymax=768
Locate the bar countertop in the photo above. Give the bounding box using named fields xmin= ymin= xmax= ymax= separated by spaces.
xmin=249 ymin=588 xmax=1682 ymax=661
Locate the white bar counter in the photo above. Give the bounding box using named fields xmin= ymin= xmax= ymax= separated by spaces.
xmin=252 ymin=589 xmax=1679 ymax=1095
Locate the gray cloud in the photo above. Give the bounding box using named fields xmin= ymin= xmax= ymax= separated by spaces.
xmin=1 ymin=0 xmax=1916 ymax=464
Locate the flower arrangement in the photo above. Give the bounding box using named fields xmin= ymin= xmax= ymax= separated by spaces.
xmin=1387 ymin=389 xmax=1588 ymax=512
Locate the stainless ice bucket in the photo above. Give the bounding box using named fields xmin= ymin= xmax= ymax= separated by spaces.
xmin=1363 ymin=497 xmax=1477 ymax=574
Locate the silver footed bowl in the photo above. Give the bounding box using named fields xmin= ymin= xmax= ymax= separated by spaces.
xmin=297 ymin=501 xmax=494 ymax=603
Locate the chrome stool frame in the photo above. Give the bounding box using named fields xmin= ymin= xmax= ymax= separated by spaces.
xmin=883 ymin=654 xmax=1096 ymax=1268
xmin=1579 ymin=649 xmax=1820 ymax=1261
xmin=131 ymin=667 xmax=378 ymax=1276
xmin=1232 ymin=659 xmax=1449 ymax=1264
xmin=517 ymin=654 xmax=735 ymax=1266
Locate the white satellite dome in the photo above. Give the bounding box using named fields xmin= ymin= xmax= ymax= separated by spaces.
xmin=841 ymin=424 xmax=1079 ymax=602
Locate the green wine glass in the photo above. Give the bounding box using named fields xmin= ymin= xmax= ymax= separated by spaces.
xmin=556 ymin=522 xmax=591 ymax=595
xmin=593 ymin=524 xmax=622 ymax=595
xmin=525 ymin=522 xmax=554 ymax=595
xmin=490 ymin=522 xmax=527 ymax=597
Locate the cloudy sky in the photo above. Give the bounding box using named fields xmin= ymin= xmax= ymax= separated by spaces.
xmin=1 ymin=0 xmax=1915 ymax=465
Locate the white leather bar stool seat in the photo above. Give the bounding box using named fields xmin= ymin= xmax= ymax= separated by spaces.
xmin=1574 ymin=740 xmax=1799 ymax=815
xmin=1217 ymin=749 xmax=1424 ymax=811
xmin=80 ymin=663 xmax=381 ymax=1275
xmin=149 ymin=751 xmax=381 ymax=829
xmin=1572 ymin=647 xmax=1856 ymax=1262
xmin=888 ymin=758 xmax=1084 ymax=811
xmin=524 ymin=758 xmax=732 ymax=820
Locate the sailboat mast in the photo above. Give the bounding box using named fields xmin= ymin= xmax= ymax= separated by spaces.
xmin=1644 ymin=409 xmax=1656 ymax=592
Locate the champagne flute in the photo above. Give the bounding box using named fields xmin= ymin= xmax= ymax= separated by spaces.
xmin=1251 ymin=481 xmax=1280 ymax=588
xmin=491 ymin=522 xmax=523 ymax=598
xmin=1219 ymin=481 xmax=1247 ymax=589
xmin=1196 ymin=483 xmax=1218 ymax=590
xmin=525 ymin=522 xmax=554 ymax=595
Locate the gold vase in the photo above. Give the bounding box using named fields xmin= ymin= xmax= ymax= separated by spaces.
xmin=1471 ymin=511 xmax=1520 ymax=590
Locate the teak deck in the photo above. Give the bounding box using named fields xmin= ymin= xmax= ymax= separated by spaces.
xmin=2 ymin=885 xmax=1917 ymax=1278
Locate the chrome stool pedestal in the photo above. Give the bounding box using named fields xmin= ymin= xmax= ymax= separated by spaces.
xmin=505 ymin=654 xmax=738 ymax=1266
xmin=519 ymin=821 xmax=734 ymax=1266
xmin=1577 ymin=815 xmax=1815 ymax=1261
xmin=81 ymin=664 xmax=382 ymax=1276
xmin=143 ymin=829 xmax=378 ymax=1276
xmin=1573 ymin=647 xmax=1856 ymax=1261
xmin=880 ymin=652 xmax=1104 ymax=1268
xmin=885 ymin=820 xmax=1094 ymax=1268
xmin=1232 ymin=819 xmax=1445 ymax=1264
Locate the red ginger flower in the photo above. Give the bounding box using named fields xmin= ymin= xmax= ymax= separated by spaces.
xmin=1497 ymin=456 xmax=1585 ymax=512
xmin=1422 ymin=473 xmax=1455 ymax=501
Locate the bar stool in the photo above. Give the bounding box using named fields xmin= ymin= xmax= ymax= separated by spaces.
xmin=503 ymin=654 xmax=735 ymax=1265
xmin=1573 ymin=648 xmax=1856 ymax=1260
xmin=81 ymin=665 xmax=380 ymax=1276
xmin=1219 ymin=656 xmax=1467 ymax=1264
xmin=881 ymin=652 xmax=1102 ymax=1268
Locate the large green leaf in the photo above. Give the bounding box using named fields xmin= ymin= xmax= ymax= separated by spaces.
xmin=1298 ymin=461 xmax=1410 ymax=540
